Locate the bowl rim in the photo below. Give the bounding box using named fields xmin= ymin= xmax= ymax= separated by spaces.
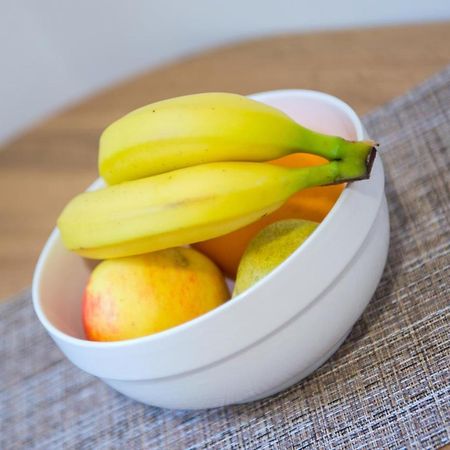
xmin=32 ymin=89 xmax=373 ymax=350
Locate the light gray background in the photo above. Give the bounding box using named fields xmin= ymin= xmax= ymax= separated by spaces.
xmin=1 ymin=0 xmax=449 ymax=143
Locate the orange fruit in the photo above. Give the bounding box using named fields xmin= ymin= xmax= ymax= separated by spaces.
xmin=193 ymin=154 xmax=344 ymax=278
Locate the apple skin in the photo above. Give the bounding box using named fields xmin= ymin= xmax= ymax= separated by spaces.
xmin=82 ymin=247 xmax=229 ymax=342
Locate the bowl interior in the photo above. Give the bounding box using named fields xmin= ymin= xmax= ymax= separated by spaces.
xmin=34 ymin=90 xmax=362 ymax=341
xmin=35 ymin=236 xmax=95 ymax=338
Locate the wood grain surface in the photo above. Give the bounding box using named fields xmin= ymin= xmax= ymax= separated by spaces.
xmin=1 ymin=22 xmax=449 ymax=300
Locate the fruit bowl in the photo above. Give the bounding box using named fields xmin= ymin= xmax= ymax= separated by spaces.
xmin=32 ymin=90 xmax=389 ymax=410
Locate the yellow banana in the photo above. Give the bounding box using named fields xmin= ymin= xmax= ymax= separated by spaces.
xmin=58 ymin=158 xmax=374 ymax=259
xmin=99 ymin=92 xmax=375 ymax=185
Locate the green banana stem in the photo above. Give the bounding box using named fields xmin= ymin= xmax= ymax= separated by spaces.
xmin=292 ymin=144 xmax=377 ymax=190
xmin=294 ymin=124 xmax=377 ymax=163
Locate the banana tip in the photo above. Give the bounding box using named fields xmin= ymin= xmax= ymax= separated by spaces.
xmin=349 ymin=145 xmax=377 ymax=182
xmin=365 ymin=145 xmax=377 ymax=177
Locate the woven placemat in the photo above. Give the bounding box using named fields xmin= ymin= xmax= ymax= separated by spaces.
xmin=1 ymin=67 xmax=449 ymax=450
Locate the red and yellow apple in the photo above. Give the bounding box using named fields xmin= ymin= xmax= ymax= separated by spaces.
xmin=82 ymin=247 xmax=229 ymax=341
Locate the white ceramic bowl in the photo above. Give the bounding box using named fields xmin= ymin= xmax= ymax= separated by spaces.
xmin=32 ymin=90 xmax=389 ymax=410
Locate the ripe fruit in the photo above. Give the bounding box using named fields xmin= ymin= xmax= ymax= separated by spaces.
xmin=58 ymin=157 xmax=372 ymax=260
xmin=233 ymin=219 xmax=318 ymax=296
xmin=82 ymin=247 xmax=229 ymax=341
xmin=99 ymin=92 xmax=376 ymax=184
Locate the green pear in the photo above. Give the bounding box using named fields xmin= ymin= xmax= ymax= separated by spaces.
xmin=233 ymin=219 xmax=318 ymax=296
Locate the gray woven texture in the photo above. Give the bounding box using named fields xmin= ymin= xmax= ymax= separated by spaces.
xmin=1 ymin=67 xmax=450 ymax=450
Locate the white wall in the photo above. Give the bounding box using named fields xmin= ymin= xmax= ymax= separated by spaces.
xmin=1 ymin=0 xmax=449 ymax=144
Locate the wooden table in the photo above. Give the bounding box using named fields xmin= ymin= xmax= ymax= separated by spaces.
xmin=1 ymin=22 xmax=449 ymax=300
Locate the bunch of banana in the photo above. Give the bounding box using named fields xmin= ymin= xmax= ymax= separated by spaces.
xmin=58 ymin=92 xmax=376 ymax=259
